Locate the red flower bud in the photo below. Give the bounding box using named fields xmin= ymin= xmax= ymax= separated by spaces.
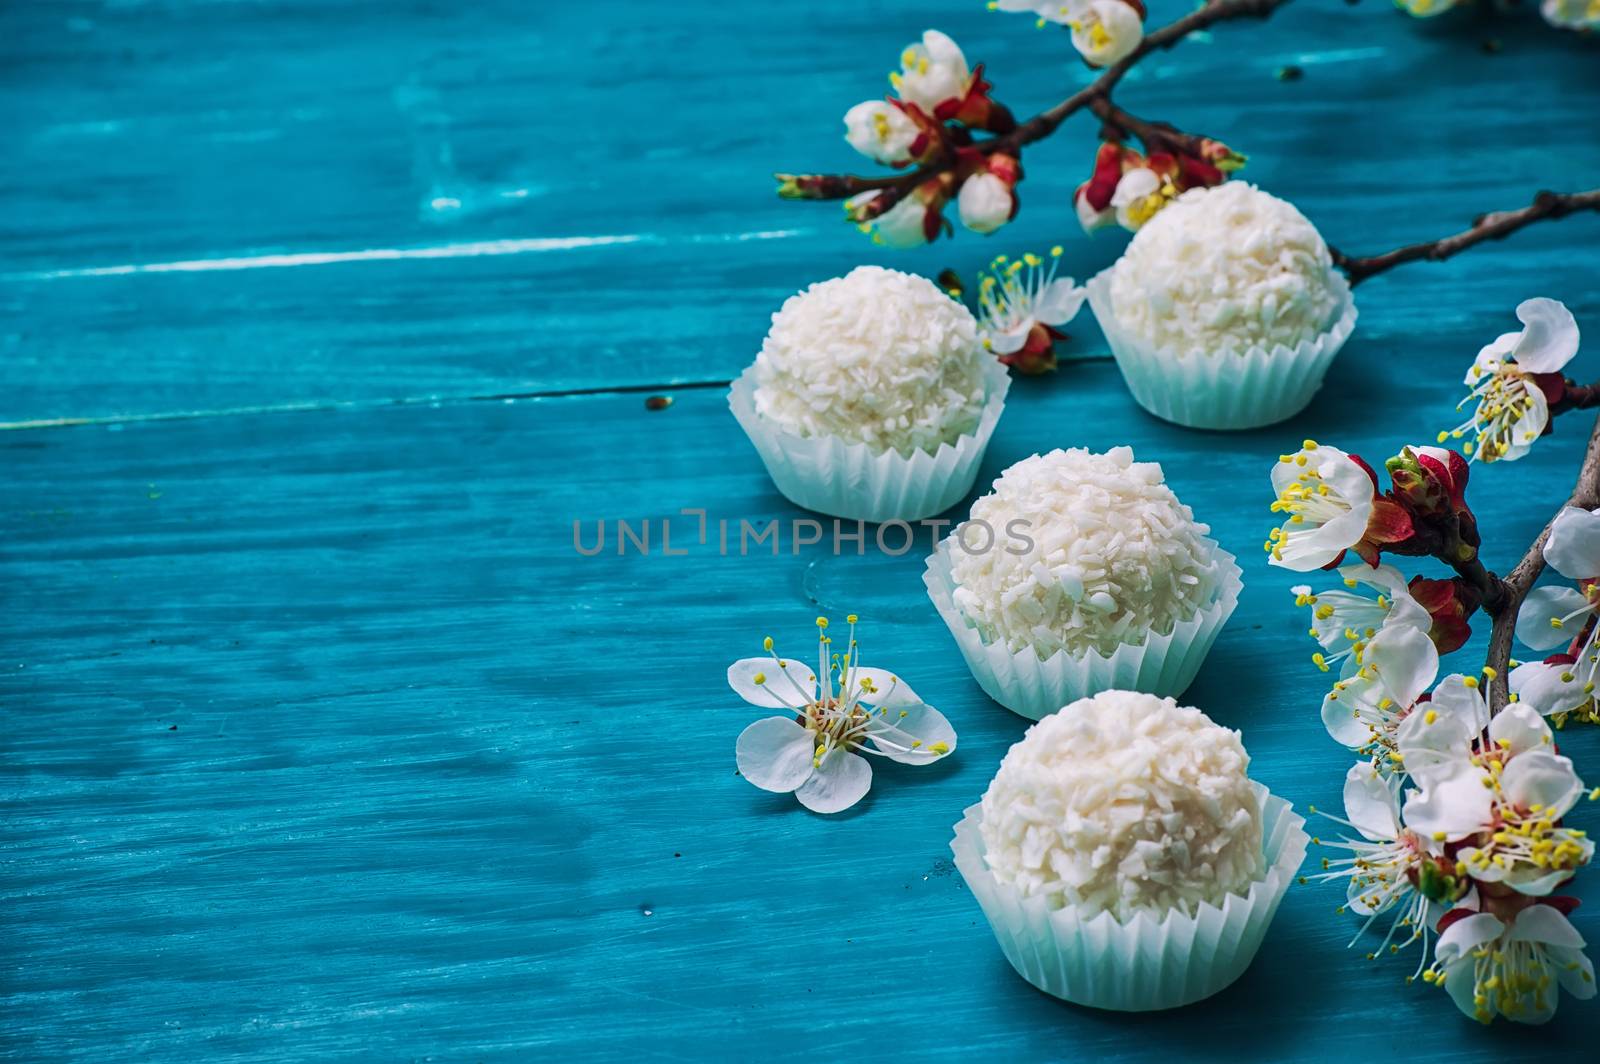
xmin=996 ymin=321 xmax=1066 ymax=376
xmin=1407 ymin=576 xmax=1476 ymax=655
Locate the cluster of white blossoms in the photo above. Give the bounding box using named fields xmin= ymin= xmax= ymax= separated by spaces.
xmin=1306 ymin=672 xmax=1598 ymax=1023
xmin=1511 ymin=506 xmax=1600 ymax=726
xmin=1268 ymin=302 xmax=1600 ymax=1023
xmin=994 ymin=0 xmax=1146 ymax=68
xmin=730 ymin=616 xmax=956 ymax=814
xmin=839 ymin=31 xmax=1023 ymax=242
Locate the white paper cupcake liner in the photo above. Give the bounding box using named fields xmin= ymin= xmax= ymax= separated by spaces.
xmin=922 ymin=535 xmax=1242 ymax=720
xmin=728 ymin=358 xmax=1011 ymax=524
xmin=1086 ymin=268 xmax=1357 ymax=431
xmin=951 ymin=782 xmax=1307 ymax=1011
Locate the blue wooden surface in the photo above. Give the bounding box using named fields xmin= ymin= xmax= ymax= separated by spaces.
xmin=3 ymin=2 xmax=1599 ymax=1060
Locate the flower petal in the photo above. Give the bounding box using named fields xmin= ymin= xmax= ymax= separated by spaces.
xmin=1394 ymin=700 xmax=1476 ymax=785
xmin=1342 ymin=762 xmax=1400 ymax=841
xmin=1506 ymin=384 xmax=1551 ymax=455
xmin=1429 ymin=674 xmax=1491 ymax=735
xmin=1502 ymin=861 xmax=1588 ymax=898
xmin=1553 ymin=945 xmax=1598 ymax=1000
xmin=735 ymin=717 xmax=816 ymax=793
xmin=1347 ymin=874 xmax=1395 ymax=916
xmin=1512 ymin=297 xmax=1580 ymax=374
xmin=1032 ymin=278 xmax=1086 ymax=326
xmin=1437 ymin=910 xmax=1505 ymax=962
xmin=1500 ymin=748 xmax=1583 ymax=820
xmin=728 ymin=656 xmax=819 ymax=708
xmin=1508 ymin=903 xmax=1585 ymax=949
xmin=985 ymin=322 xmax=1032 ymax=355
xmin=1486 ymin=700 xmax=1553 ymax=758
xmin=866 ymin=702 xmax=956 ymax=765
xmin=1515 ymin=585 xmax=1590 ymax=651
xmin=1402 ymin=765 xmax=1494 ymax=842
xmin=1543 ymin=506 xmax=1600 ymax=580
xmin=1509 ymin=660 xmax=1591 ymax=717
xmin=1465 ymin=332 xmax=1517 ymax=386
xmin=1364 ymin=623 xmax=1439 ymax=707
xmin=842 ymin=666 xmax=920 ymax=708
xmin=794 ymin=750 xmax=872 ymax=814
xmin=1321 ymin=682 xmax=1376 ymax=749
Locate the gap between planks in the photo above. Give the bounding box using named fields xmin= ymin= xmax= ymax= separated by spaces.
xmin=0 ymin=380 xmax=735 ymax=434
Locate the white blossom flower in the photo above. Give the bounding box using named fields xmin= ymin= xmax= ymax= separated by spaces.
xmin=890 ymin=30 xmax=972 ymax=113
xmin=975 ymin=248 xmax=1085 ymax=356
xmin=1320 ymin=623 xmax=1439 ymax=759
xmin=1292 ymin=563 xmax=1432 ymax=675
xmin=1307 ymin=763 xmax=1453 ymax=969
xmin=1109 ymin=166 xmax=1174 ymax=231
xmin=1440 ymin=297 xmax=1580 ymax=463
xmin=843 ymin=100 xmax=922 ymax=166
xmin=1067 ymin=0 xmax=1144 ymax=69
xmin=1542 ymin=0 xmax=1600 ymax=30
xmin=1423 ymin=904 xmax=1595 ymax=1024
xmin=1396 ymin=695 xmax=1593 ymax=895
xmin=957 ymin=172 xmax=1015 ymax=234
xmin=1511 ymin=506 xmax=1600 ymax=716
xmin=1266 ymin=441 xmax=1379 ymax=571
xmin=846 ymin=191 xmax=933 ymax=249
xmin=730 ymin=616 xmax=955 ymax=814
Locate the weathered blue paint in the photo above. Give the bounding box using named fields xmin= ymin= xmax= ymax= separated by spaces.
xmin=2 ymin=1 xmax=1598 ymax=1060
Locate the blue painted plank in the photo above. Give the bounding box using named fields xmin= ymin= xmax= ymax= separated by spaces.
xmin=5 ymin=337 xmax=1600 ymax=1058
xmin=2 ymin=2 xmax=1598 ymax=421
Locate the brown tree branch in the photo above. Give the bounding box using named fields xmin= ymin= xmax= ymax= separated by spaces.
xmin=775 ymin=0 xmax=1291 ymax=211
xmin=1484 ymin=413 xmax=1600 ymax=712
xmin=1330 ymin=189 xmax=1600 ymax=287
xmin=1087 ymin=96 xmax=1215 ymax=159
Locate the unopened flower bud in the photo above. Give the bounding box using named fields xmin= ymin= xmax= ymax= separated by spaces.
xmin=958 ymin=173 xmax=1016 ymax=234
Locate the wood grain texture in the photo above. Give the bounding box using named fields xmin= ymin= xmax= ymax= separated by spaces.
xmin=5 ymin=350 xmax=1600 ymax=1059
xmin=1 ymin=1 xmax=1597 ymax=422
xmin=4 ymin=1 xmax=1600 ymax=1060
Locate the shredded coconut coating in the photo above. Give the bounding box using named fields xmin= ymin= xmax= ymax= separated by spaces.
xmin=1108 ymin=182 xmax=1342 ymax=357
xmin=950 ymin=447 xmax=1216 ymax=658
xmin=980 ymin=691 xmax=1264 ymax=919
xmin=753 ymin=265 xmax=987 ymax=456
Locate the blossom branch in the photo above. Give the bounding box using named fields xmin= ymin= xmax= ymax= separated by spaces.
xmin=1484 ymin=412 xmax=1600 ymax=711
xmin=775 ymin=0 xmax=1291 ymax=214
xmin=1329 ymin=188 xmax=1600 ymax=287
xmin=1086 ymin=97 xmax=1213 ymax=159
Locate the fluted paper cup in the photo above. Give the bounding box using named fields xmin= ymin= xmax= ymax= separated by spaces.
xmin=1086 ymin=268 xmax=1357 ymax=431
xmin=923 ymin=535 xmax=1242 ymax=720
xmin=952 ymin=783 xmax=1307 ymax=1011
xmin=728 ymin=357 xmax=1011 ymax=524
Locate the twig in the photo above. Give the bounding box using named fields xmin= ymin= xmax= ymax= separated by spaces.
xmin=1484 ymin=412 xmax=1600 ymax=711
xmin=1330 ymin=188 xmax=1600 ymax=287
xmin=776 ymin=0 xmax=1291 ymax=210
xmin=1087 ymin=97 xmax=1214 ymax=159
